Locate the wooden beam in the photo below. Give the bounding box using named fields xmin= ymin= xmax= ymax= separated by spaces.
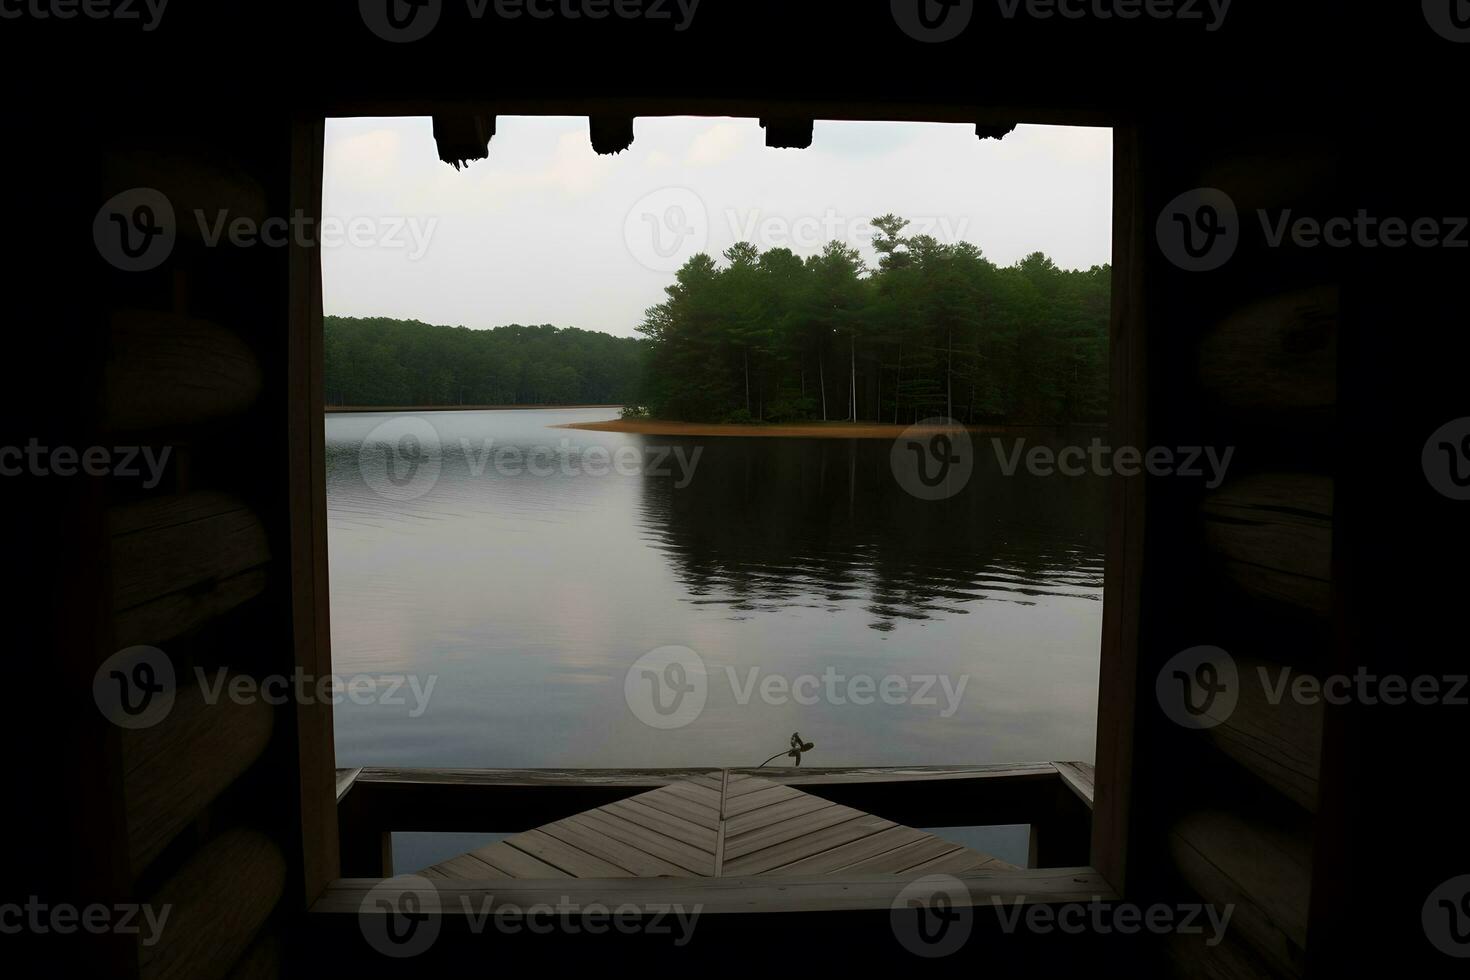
xmin=138 ymin=830 xmax=285 ymax=980
xmin=743 ymin=765 xmax=1063 ymax=830
xmin=338 ymin=766 xmax=1092 ymax=876
xmin=1200 ymin=656 xmax=1323 ymax=812
xmin=103 ymin=148 xmax=268 ymax=244
xmin=352 ymin=766 xmax=726 ymax=787
xmin=323 ymin=96 xmax=1112 ymax=129
xmin=1093 ymin=121 xmax=1145 ymax=896
xmin=432 ymin=113 xmax=495 ymax=169
xmin=1201 ymin=473 xmax=1333 ymax=618
xmin=338 ymin=780 xmax=394 ymax=878
xmin=759 ymin=117 xmax=814 ymax=149
xmin=109 ymin=492 xmax=270 ymax=648
xmin=1196 ymin=286 xmax=1337 ymax=439
xmin=121 ymin=676 xmax=274 ymax=874
xmin=313 ymin=866 xmax=1113 ymax=916
xmin=288 ymin=114 xmax=339 ymax=905
xmin=588 ymin=115 xmax=635 ymax=155
xmin=342 ymin=765 xmax=1075 ymax=836
xmin=102 ymin=311 xmax=262 ymax=433
xmin=334 ymin=767 xmax=361 ymax=803
xmin=1032 ymin=769 xmax=1094 ymax=869
xmin=1053 ymin=762 xmax=1095 ymax=810
xmin=1168 ymin=808 xmax=1311 ymax=978
xmin=735 ymin=764 xmax=1058 ymax=785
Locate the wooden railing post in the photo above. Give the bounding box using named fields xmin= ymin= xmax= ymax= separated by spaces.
xmin=336 ymin=779 xmax=392 ymax=878
xmin=1031 ymin=771 xmax=1095 ymax=869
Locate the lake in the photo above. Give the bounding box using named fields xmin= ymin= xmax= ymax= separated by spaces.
xmin=327 ymin=408 xmax=1104 ymax=773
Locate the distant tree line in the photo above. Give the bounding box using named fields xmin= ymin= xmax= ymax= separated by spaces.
xmin=637 ymin=215 xmax=1110 ymax=424
xmin=324 ymin=216 xmax=1108 ymax=421
xmin=323 ymin=316 xmax=646 ymax=406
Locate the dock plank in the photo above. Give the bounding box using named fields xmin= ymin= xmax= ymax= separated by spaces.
xmin=765 ymin=825 xmax=930 ymax=875
xmin=661 ymin=780 xmax=724 ymax=807
xmin=425 ymin=774 xmax=1011 ymax=883
xmin=602 ymin=798 xmax=720 ymax=851
xmin=723 ymin=804 xmax=875 ymax=861
xmin=723 ymin=793 xmax=835 ymax=836
xmin=507 ymin=829 xmax=635 ymax=878
xmin=724 ymin=813 xmax=897 ymax=875
xmin=538 ymin=820 xmax=691 ymax=878
xmin=467 ymin=841 xmax=573 ymax=879
xmin=723 ymin=784 xmax=806 ymax=817
xmin=433 ymin=852 xmax=514 ymax=879
xmin=631 ymin=787 xmax=722 ymax=830
xmin=564 ymin=812 xmax=715 ymax=876
xmin=839 ymin=835 xmax=967 ymax=874
xmin=724 ymin=773 xmax=774 ymax=797
xmin=906 ymin=849 xmax=1016 ymax=874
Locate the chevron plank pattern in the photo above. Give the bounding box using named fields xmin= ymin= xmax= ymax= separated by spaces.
xmin=421 ymin=771 xmax=1015 ymax=879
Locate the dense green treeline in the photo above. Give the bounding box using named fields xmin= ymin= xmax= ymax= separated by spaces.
xmin=324 ymin=215 xmax=1108 ymax=420
xmin=323 ymin=316 xmax=646 ymax=406
xmin=638 ymin=215 xmax=1110 ymax=424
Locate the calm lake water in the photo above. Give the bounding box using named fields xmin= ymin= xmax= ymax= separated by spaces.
xmin=327 ymin=408 xmax=1104 ymax=772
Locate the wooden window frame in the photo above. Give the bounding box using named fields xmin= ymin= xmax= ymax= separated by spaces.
xmin=287 ymin=104 xmax=1144 ymax=905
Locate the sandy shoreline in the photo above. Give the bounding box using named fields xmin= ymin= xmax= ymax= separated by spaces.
xmin=555 ymin=419 xmax=1038 ymax=439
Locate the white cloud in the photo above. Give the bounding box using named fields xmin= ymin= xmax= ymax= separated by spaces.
xmin=324 ymin=127 xmax=407 ymax=192
xmin=322 ymin=116 xmax=1112 ymax=337
xmin=685 ymin=121 xmax=752 ymax=167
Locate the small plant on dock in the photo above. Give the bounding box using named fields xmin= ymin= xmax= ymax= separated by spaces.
xmin=759 ymin=732 xmax=815 ymax=767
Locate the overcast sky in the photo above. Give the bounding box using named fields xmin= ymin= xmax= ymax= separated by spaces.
xmin=322 ymin=116 xmax=1112 ymax=338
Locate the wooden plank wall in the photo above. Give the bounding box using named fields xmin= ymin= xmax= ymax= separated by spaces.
xmin=11 ymin=110 xmax=322 ymax=978
xmin=11 ymin=6 xmax=1459 ymax=978
xmin=1126 ymin=114 xmax=1342 ymax=979
xmin=110 ymin=128 xmax=288 ymax=980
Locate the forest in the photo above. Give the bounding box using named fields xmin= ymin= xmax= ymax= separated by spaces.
xmin=324 ymin=214 xmax=1109 ymax=424
xmin=638 ymin=215 xmax=1109 ymax=425
xmin=323 ymin=316 xmax=645 ymax=406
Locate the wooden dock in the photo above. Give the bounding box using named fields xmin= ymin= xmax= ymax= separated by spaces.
xmin=420 ymin=770 xmax=1015 ymax=880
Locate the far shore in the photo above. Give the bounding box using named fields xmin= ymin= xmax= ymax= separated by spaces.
xmin=325 ymin=404 xmax=621 ymax=414
xmin=555 ymin=419 xmax=1077 ymax=440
